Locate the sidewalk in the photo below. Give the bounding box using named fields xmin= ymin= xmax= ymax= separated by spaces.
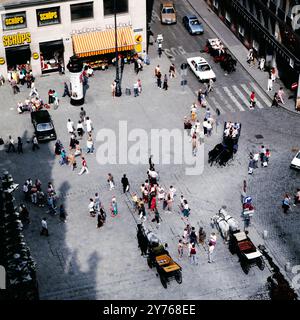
xmin=187 ymin=0 xmax=299 ymax=115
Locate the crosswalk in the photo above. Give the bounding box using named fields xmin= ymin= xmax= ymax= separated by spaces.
xmin=195 ymin=82 xmax=271 ymax=114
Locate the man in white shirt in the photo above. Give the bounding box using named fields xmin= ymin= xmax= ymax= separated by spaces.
xmin=169 ymin=186 xmax=176 ymax=200
xmin=85 ymin=116 xmax=93 ymax=134
xmin=67 ymin=119 xmax=74 ymax=134
xmin=208 ymin=232 xmax=217 ymax=263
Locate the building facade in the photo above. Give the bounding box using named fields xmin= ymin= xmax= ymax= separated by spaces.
xmin=206 ymin=0 xmax=300 ymax=88
xmin=0 ymin=0 xmax=147 ymax=76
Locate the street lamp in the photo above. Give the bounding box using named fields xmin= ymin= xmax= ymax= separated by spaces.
xmin=114 ymin=0 xmax=122 ymax=97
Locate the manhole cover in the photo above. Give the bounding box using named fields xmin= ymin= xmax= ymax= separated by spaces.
xmin=255 ymin=134 xmax=264 ymax=139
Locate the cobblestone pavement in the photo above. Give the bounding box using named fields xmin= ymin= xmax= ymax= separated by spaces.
xmin=0 ymin=22 xmax=299 ymax=299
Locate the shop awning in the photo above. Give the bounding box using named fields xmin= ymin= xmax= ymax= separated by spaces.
xmin=72 ymin=27 xmax=135 ymax=57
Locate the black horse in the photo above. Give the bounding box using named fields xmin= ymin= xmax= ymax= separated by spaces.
xmin=208 ymin=143 xmax=235 ymax=166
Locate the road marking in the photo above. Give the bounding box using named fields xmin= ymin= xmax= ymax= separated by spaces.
xmin=240 ymin=84 xmax=264 ymax=109
xmin=209 ymin=96 xmax=225 ymax=114
xmin=232 ymin=85 xmax=251 ymax=110
xmin=223 ymin=86 xmax=245 ymax=111
xmin=215 ymin=87 xmax=234 ymax=112
xmin=249 ymin=82 xmax=271 ymax=107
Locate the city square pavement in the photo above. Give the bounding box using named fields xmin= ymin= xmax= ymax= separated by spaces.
xmin=0 ymin=21 xmax=300 ymax=299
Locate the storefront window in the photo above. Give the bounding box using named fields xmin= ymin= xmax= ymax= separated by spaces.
xmin=36 ymin=7 xmax=60 ymax=27
xmin=2 ymin=11 xmax=27 ymax=31
xmin=40 ymin=40 xmax=64 ymax=73
xmin=71 ymin=2 xmax=94 ymax=21
xmin=103 ymin=0 xmax=128 ymax=15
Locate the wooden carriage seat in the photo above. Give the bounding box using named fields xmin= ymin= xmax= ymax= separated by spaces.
xmin=238 ymin=240 xmax=255 ymax=252
xmin=156 ymin=254 xmax=171 ymax=266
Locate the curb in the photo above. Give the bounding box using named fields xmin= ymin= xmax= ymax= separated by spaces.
xmin=186 ymin=0 xmax=300 ymax=116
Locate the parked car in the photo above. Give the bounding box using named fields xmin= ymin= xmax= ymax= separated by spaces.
xmin=186 ymin=56 xmax=216 ymax=82
xmin=182 ymin=15 xmax=204 ymax=35
xmin=31 ymin=110 xmax=57 ymax=142
xmin=290 ymin=150 xmax=300 ymax=170
xmin=160 ymin=2 xmax=177 ymax=24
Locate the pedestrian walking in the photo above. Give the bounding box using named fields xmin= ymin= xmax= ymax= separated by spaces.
xmin=271 ymin=92 xmax=279 ymax=107
xmin=258 ymin=57 xmax=265 ymax=71
xmin=207 ymin=78 xmax=214 ymax=94
xmin=29 ymin=81 xmax=39 ymax=98
xmin=267 ymin=73 xmax=273 ymax=91
xmin=111 ymin=81 xmax=116 ymax=98
xmin=11 ymin=79 xmax=20 ymax=94
xmin=79 ymin=107 xmax=86 ymax=123
xmin=154 ymin=65 xmax=160 ymax=77
xmin=208 ymin=233 xmax=217 ymax=263
xmin=32 ymin=135 xmax=40 ymax=151
xmin=198 ymin=227 xmax=206 ymax=248
xmin=178 ymin=239 xmax=184 ymax=259
xmin=85 ymin=116 xmax=93 ymax=134
xmin=94 ymin=193 xmax=101 ymax=212
xmin=259 ymin=145 xmax=266 ymax=165
xmin=88 ymin=198 xmax=96 ymax=217
xmin=6 ymin=135 xmax=15 ymax=153
xmin=249 ymin=91 xmax=256 ymax=108
xmin=97 ymin=208 xmax=106 ymax=228
xmin=192 ymin=133 xmax=197 ymax=156
xmin=293 ymin=188 xmax=300 ymax=207
xmin=78 ymin=157 xmax=89 ymax=175
xmin=190 ymin=227 xmax=198 ymax=244
xmin=62 ymin=82 xmax=71 ymax=97
xmin=169 ymin=63 xmax=176 ymax=78
xmin=77 ymin=120 xmax=84 ymax=138
xmin=156 ymin=71 xmax=162 ymax=88
xmin=121 ymin=174 xmax=130 ymax=193
xmin=271 ymin=67 xmax=277 ymax=81
xmin=19 ymin=204 xmax=30 ymax=224
xmin=53 ymin=90 xmax=59 ymax=109
xmin=189 ymin=243 xmax=197 ymax=265
xmin=17 ymin=137 xmax=23 ymax=154
xmin=40 ymin=218 xmax=49 ymax=236
xmin=206 ymin=120 xmax=212 ymax=136
xmin=110 ymin=196 xmax=118 ymax=216
xmin=151 ymin=208 xmax=160 ymax=225
xmin=277 ymin=87 xmax=285 ymax=104
xmin=107 ymin=173 xmax=115 ymax=190
xmin=86 ymin=134 xmax=94 ymax=153
xmin=59 ymin=204 xmax=67 ymax=222
xmin=67 ymin=119 xmax=75 ymax=134
xmin=163 ymin=74 xmax=168 ymax=90
xmin=282 ymin=194 xmax=291 ymax=214
xmin=137 ymin=79 xmax=142 ymax=94
xmin=133 ymin=81 xmax=139 ymax=97
xmin=23 ymin=182 xmax=30 ymax=201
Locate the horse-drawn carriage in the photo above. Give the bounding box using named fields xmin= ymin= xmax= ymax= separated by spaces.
xmin=229 ymin=230 xmax=265 ymax=274
xmin=137 ymin=224 xmax=182 ymax=288
xmin=208 ymin=122 xmax=241 ymax=166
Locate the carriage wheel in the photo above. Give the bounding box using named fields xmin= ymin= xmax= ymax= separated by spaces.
xmin=160 ymin=275 xmax=168 ymax=289
xmin=257 ymin=257 xmax=265 ymax=271
xmin=147 ymin=258 xmax=153 ymax=269
xmin=175 ymin=271 xmax=182 ymax=284
xmin=241 ymin=262 xmax=250 ymax=274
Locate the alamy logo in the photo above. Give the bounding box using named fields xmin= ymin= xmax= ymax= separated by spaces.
xmin=0 ymin=265 xmax=6 ymax=289
xmin=95 ymin=121 xmax=205 ymax=176
xmin=291 ymin=5 xmax=300 ymax=31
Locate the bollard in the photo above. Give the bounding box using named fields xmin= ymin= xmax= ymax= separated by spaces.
xmin=285 ymin=262 xmax=291 ymax=272
xmin=263 ymin=230 xmax=268 ymax=239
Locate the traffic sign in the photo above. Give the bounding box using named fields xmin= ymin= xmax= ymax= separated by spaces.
xmin=135 ymin=34 xmax=142 ymax=43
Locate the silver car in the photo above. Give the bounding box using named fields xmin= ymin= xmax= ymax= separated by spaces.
xmin=182 ymin=15 xmax=204 ymax=35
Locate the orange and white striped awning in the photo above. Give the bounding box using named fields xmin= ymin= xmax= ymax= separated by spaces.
xmin=72 ymin=27 xmax=135 ymax=57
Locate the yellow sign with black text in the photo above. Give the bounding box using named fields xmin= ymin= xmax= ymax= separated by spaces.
xmin=2 ymin=32 xmax=31 ymax=47
xmin=135 ymin=34 xmax=142 ymax=43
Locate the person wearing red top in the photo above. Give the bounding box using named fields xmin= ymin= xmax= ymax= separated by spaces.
xmin=78 ymin=157 xmax=89 ymax=175
xmin=250 ymin=91 xmax=256 ymax=108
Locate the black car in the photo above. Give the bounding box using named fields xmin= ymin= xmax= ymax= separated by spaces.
xmin=31 ymin=110 xmax=57 ymax=141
